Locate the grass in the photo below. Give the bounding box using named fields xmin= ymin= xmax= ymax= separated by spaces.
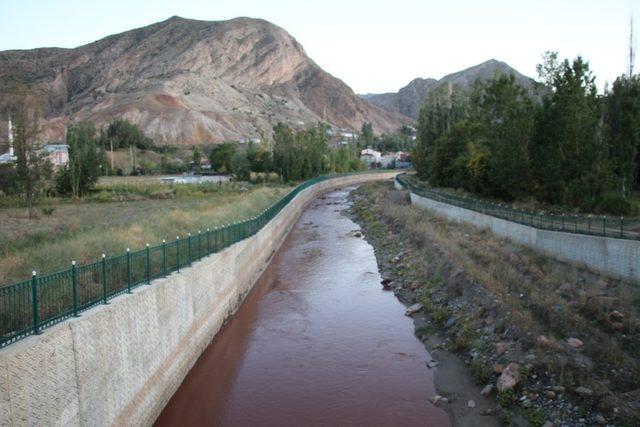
xmin=0 ymin=181 xmax=291 ymax=285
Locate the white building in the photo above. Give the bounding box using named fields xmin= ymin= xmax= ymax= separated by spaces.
xmin=42 ymin=144 xmax=69 ymax=168
xmin=0 ymin=117 xmax=16 ymax=164
xmin=360 ymin=148 xmax=381 ymax=167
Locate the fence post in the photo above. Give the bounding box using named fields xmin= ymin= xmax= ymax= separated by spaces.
xmin=146 ymin=243 xmax=151 ymax=285
xmin=176 ymin=237 xmax=180 ymax=272
xmin=162 ymin=240 xmax=167 ymax=277
xmin=102 ymin=254 xmax=108 ymax=304
xmin=71 ymin=260 xmax=79 ymax=317
xmin=188 ymin=233 xmax=192 ymax=266
xmin=31 ymin=271 xmax=40 ymax=335
xmin=588 ymin=215 xmax=591 ymax=234
xmin=575 ymin=215 xmax=578 ymax=233
xmin=603 ymin=216 xmax=606 ymax=237
xmin=198 ymin=231 xmax=202 ymax=259
xmin=126 ymin=248 xmax=132 ymax=293
xmin=620 ymin=217 xmax=624 ymax=238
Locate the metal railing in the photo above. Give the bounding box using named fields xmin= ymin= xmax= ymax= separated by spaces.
xmin=395 ymin=174 xmax=640 ymax=241
xmin=0 ymin=172 xmax=382 ymax=349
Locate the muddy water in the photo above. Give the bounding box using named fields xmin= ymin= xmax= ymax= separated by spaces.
xmin=155 ymin=187 xmax=449 ymax=427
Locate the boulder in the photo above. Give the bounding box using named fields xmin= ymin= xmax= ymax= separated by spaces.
xmin=495 ymin=342 xmax=509 ymax=356
xmin=567 ymin=337 xmax=584 ymax=349
xmin=480 ymin=384 xmax=493 ymax=396
xmin=575 ymin=386 xmax=593 ymax=397
xmin=497 ymin=363 xmax=520 ymax=392
xmin=405 ymin=303 xmax=423 ymax=316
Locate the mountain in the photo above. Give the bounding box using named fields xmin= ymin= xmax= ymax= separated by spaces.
xmin=0 ymin=16 xmax=405 ymax=145
xmin=362 ymin=59 xmax=535 ymax=120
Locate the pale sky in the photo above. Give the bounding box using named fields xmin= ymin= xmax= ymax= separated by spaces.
xmin=0 ymin=0 xmax=638 ymax=93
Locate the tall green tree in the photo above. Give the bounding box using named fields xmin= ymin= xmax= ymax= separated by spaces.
xmin=209 ymin=142 xmax=237 ymax=173
xmin=59 ymin=122 xmax=102 ymax=197
xmin=12 ymin=101 xmax=53 ymax=218
xmin=605 ymin=75 xmax=640 ymax=196
xmin=531 ymin=55 xmax=604 ymax=208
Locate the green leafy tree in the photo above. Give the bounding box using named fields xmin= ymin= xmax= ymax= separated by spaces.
xmin=360 ymin=122 xmax=374 ymax=147
xmin=58 ymin=122 xmax=102 ymax=197
xmin=531 ymin=55 xmax=604 ymax=209
xmin=230 ymin=151 xmax=251 ymax=181
xmin=209 ymin=142 xmax=237 ymax=173
xmin=605 ymin=75 xmax=640 ymax=196
xmin=12 ymin=102 xmax=53 ymax=217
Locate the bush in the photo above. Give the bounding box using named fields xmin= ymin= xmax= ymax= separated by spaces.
xmin=41 ymin=207 xmax=55 ymax=216
xmin=596 ymin=193 xmax=633 ymax=215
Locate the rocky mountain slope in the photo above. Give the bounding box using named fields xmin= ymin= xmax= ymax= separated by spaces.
xmin=362 ymin=59 xmax=535 ymax=120
xmin=0 ymin=16 xmax=404 ymax=145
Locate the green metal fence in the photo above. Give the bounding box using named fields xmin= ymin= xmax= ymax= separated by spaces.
xmin=395 ymin=174 xmax=640 ymax=241
xmin=0 ymin=172 xmax=381 ymax=349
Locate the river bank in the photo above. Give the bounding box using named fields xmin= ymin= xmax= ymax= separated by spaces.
xmin=349 ymin=181 xmax=640 ymax=427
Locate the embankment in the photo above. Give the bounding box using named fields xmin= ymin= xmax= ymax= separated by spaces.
xmin=400 ymin=179 xmax=640 ymax=281
xmin=0 ymin=172 xmax=396 ymax=427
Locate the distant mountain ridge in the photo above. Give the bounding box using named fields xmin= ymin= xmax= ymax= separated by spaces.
xmin=361 ymin=59 xmax=535 ymax=120
xmin=0 ymin=16 xmax=405 ymax=145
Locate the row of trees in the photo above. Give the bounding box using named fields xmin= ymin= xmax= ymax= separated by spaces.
xmin=413 ymin=52 xmax=640 ymax=214
xmin=206 ymin=123 xmax=365 ymax=182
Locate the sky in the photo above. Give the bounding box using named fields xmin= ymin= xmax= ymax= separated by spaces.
xmin=0 ymin=0 xmax=638 ymax=94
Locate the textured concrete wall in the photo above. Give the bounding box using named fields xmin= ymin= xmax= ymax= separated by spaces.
xmin=0 ymin=172 xmax=396 ymax=427
xmin=410 ymin=192 xmax=639 ymax=280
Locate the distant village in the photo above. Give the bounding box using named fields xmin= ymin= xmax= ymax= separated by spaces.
xmin=0 ymin=118 xmax=413 ymax=181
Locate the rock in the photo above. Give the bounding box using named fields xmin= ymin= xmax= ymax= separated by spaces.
xmin=567 ymin=337 xmax=584 ymax=349
xmin=494 ymin=363 xmax=504 ymax=374
xmin=542 ymin=421 xmax=554 ymax=427
xmin=559 ymin=282 xmax=573 ymax=294
xmin=467 ymin=399 xmax=476 ymax=408
xmin=595 ymin=414 xmax=606 ymax=424
xmin=426 ymin=359 xmax=438 ymax=369
xmin=430 ymin=395 xmax=448 ymax=406
xmin=480 ymin=384 xmax=493 ymax=396
xmin=551 ymin=385 xmax=566 ymax=393
xmin=495 ymin=342 xmax=508 ymax=356
xmin=544 ymin=390 xmax=556 ymax=399
xmin=444 ymin=317 xmax=457 ymax=329
xmin=610 ymin=310 xmax=624 ymax=321
xmin=497 ymin=363 xmax=520 ymax=392
xmin=575 ymin=386 xmax=593 ymax=397
xmin=405 ymin=303 xmax=423 ymax=316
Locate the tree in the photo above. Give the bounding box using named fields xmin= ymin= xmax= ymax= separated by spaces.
xmin=469 ymin=74 xmax=535 ymax=199
xmin=192 ymin=146 xmax=202 ymax=170
xmin=11 ymin=102 xmax=53 ymax=218
xmin=531 ymin=56 xmax=604 ymax=209
xmin=605 ymin=75 xmax=640 ymax=197
xmin=230 ymin=152 xmax=251 ymax=181
xmin=360 ymin=122 xmax=374 ymax=147
xmin=209 ymin=142 xmax=237 ymax=173
xmin=57 ymin=122 xmax=102 ymax=197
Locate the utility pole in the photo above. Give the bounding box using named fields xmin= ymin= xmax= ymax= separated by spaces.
xmin=629 ymin=16 xmax=636 ymax=79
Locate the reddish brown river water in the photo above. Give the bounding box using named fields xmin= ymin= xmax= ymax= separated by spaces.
xmin=155 ymin=187 xmax=449 ymax=427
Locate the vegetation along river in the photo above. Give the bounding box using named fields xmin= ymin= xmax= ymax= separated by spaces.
xmin=155 ymin=186 xmax=449 ymax=426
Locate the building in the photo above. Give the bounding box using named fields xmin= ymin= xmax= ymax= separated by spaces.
xmin=0 ymin=117 xmax=16 ymax=165
xmin=360 ymin=148 xmax=381 ymax=167
xmin=43 ymin=144 xmax=69 ymax=168
xmin=379 ymin=153 xmax=397 ymax=169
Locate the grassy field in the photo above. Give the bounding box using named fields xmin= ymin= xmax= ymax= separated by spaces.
xmin=0 ymin=179 xmax=292 ymax=285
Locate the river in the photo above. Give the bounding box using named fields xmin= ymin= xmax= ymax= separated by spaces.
xmin=155 ymin=186 xmax=449 ymax=426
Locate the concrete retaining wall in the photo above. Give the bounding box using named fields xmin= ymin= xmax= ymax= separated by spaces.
xmin=0 ymin=172 xmax=396 ymax=427
xmin=409 ymin=192 xmax=640 ymax=281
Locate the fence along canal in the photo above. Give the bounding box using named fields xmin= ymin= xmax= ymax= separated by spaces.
xmin=0 ymin=173 xmax=382 ymax=349
xmin=395 ymin=174 xmax=640 ymax=240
